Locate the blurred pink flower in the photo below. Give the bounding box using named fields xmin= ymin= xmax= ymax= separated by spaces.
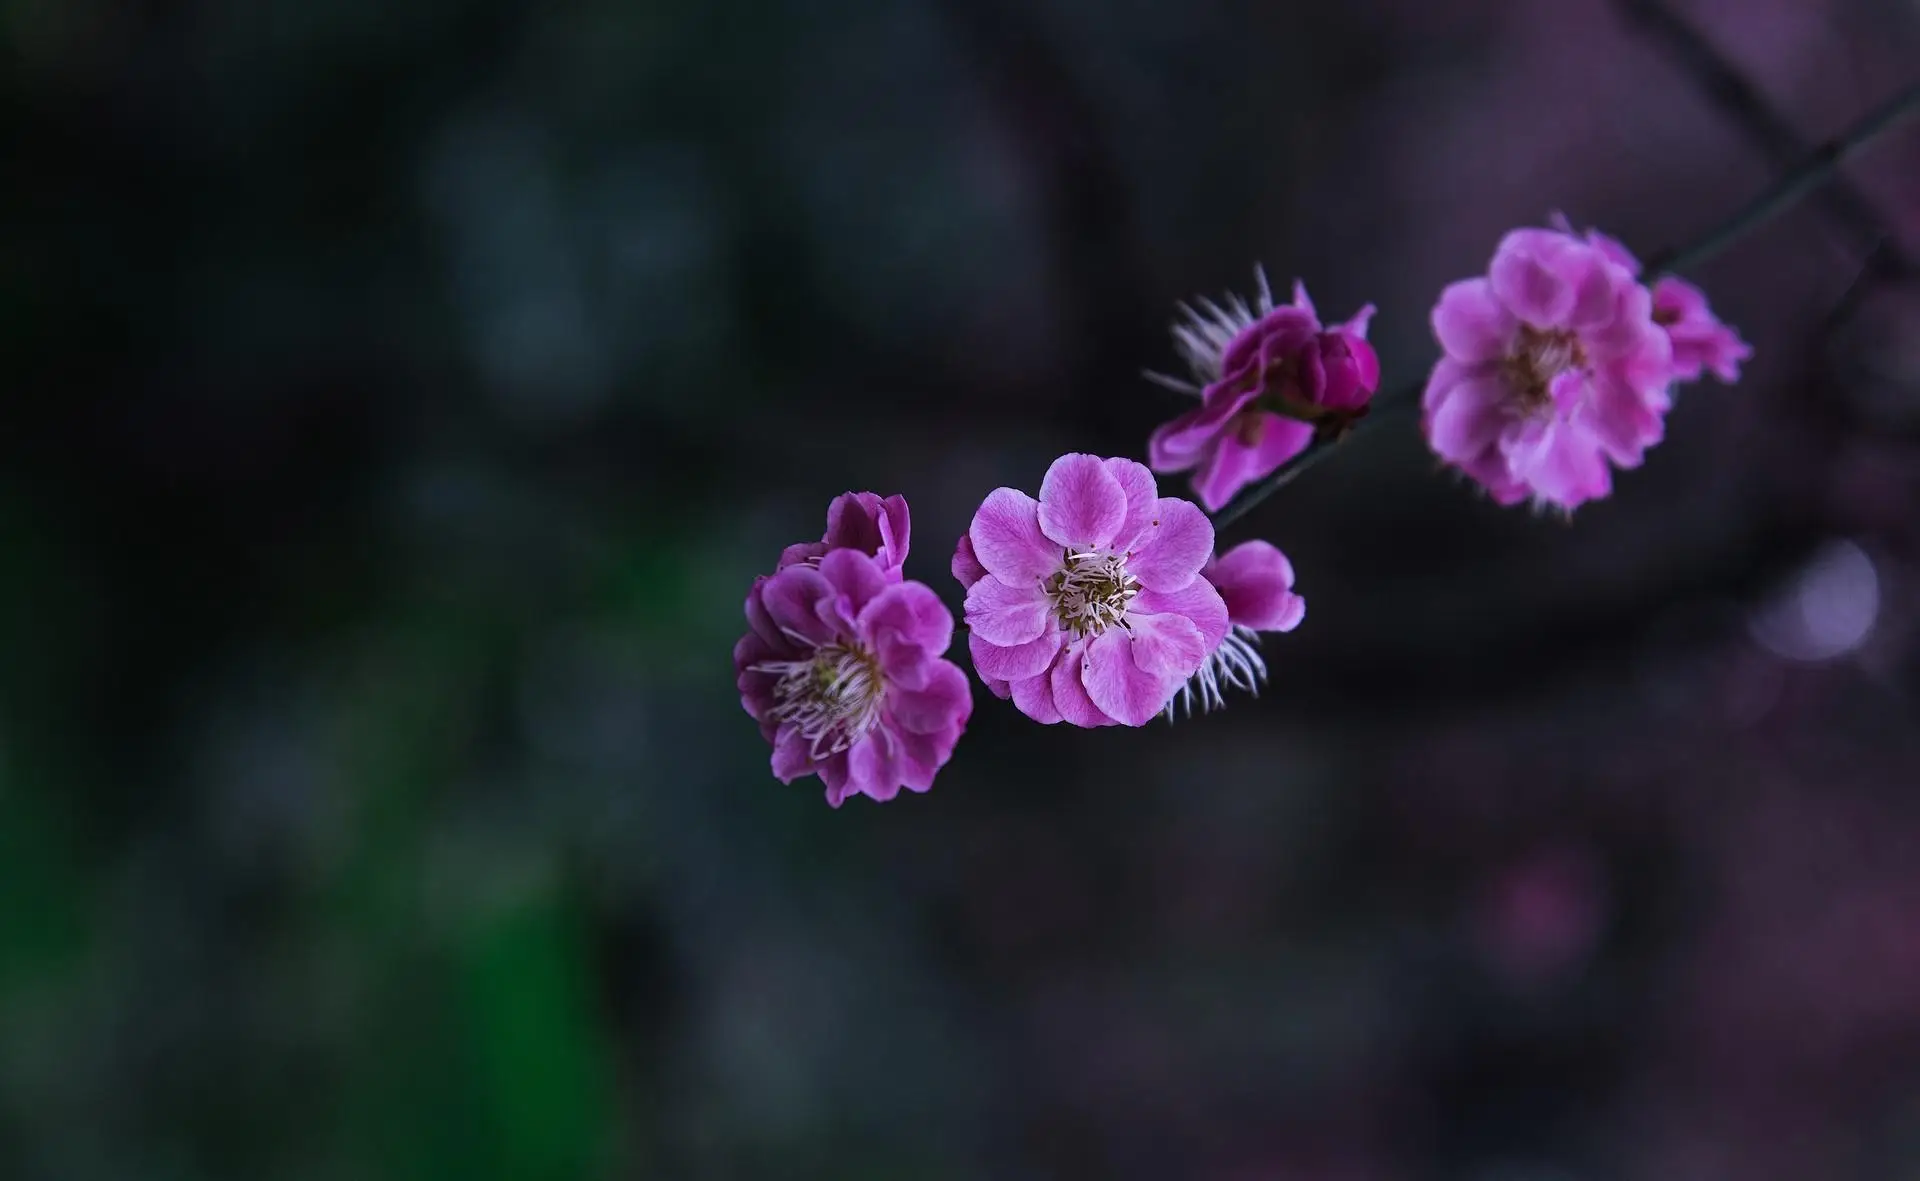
xmin=960 ymin=453 xmax=1226 ymax=727
xmin=1148 ymin=271 xmax=1380 ymax=512
xmin=1472 ymin=847 xmax=1607 ymax=989
xmin=737 ymin=547 xmax=971 ymax=806
xmin=777 ymin=491 xmax=911 ymax=579
xmin=1652 ymin=277 xmax=1752 ymax=383
xmin=1566 ymin=218 xmax=1752 ymax=384
xmin=1422 ymin=225 xmax=1674 ymax=512
xmin=1166 ymin=540 xmax=1306 ymax=719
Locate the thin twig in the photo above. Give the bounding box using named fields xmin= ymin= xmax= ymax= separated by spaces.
xmin=1645 ymin=81 xmax=1920 ymax=275
xmin=1823 ymin=237 xmax=1897 ymax=332
xmin=1615 ymin=0 xmax=1917 ymax=273
xmin=1207 ymin=81 xmax=1920 ymax=532
xmin=1208 ymin=398 xmax=1419 ymax=530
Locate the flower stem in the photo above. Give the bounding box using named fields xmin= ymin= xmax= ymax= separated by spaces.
xmin=1646 ymin=81 xmax=1920 ymax=275
xmin=1206 ymin=81 xmax=1920 ymax=532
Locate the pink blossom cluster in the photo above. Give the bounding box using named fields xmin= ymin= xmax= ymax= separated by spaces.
xmin=738 ymin=231 xmax=1747 ymax=802
xmin=735 ymin=493 xmax=971 ymax=807
xmin=1423 ymin=218 xmax=1750 ymax=512
xmin=1147 ymin=274 xmax=1381 ymax=512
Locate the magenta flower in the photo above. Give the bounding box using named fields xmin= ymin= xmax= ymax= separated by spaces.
xmin=1422 ymin=226 xmax=1676 ymax=512
xmin=949 ymin=533 xmax=1011 ymax=702
xmin=1147 ymin=270 xmax=1380 ymax=512
xmin=1652 ymin=279 xmax=1751 ymax=383
xmin=736 ymin=548 xmax=971 ymax=806
xmin=777 ymin=491 xmax=911 ymax=579
xmin=959 ymin=454 xmax=1227 ymax=727
xmin=1567 ymin=219 xmax=1752 ymax=385
xmin=1166 ymin=540 xmax=1306 ymax=718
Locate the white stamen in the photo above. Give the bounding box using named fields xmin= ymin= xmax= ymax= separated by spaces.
xmin=753 ymin=640 xmax=884 ymax=759
xmin=1146 ymin=265 xmax=1278 ymax=395
xmin=1163 ymin=626 xmax=1269 ymax=721
xmin=1048 ymin=550 xmax=1140 ymax=638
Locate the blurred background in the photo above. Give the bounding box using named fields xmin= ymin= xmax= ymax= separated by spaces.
xmin=4 ymin=0 xmax=1920 ymax=1177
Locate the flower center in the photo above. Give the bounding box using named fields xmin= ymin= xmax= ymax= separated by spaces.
xmin=1502 ymin=326 xmax=1586 ymax=411
xmin=1046 ymin=550 xmax=1139 ymax=638
xmin=758 ymin=641 xmax=885 ymax=758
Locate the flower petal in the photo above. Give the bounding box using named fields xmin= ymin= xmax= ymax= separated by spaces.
xmin=1489 ymin=230 xmax=1575 ymax=327
xmin=1038 ymin=453 xmax=1129 ymax=550
xmin=1082 ymin=628 xmax=1180 ymax=727
xmin=893 ymin=724 xmax=957 ymax=792
xmin=1050 ymin=640 xmax=1117 ymax=727
xmin=817 ymin=549 xmax=891 ymax=614
xmin=846 ymin=728 xmax=904 ymax=803
xmin=1010 ymin=671 xmax=1063 ymax=725
xmin=950 ymin=533 xmax=988 ymax=589
xmin=1580 ymin=367 xmax=1665 ymax=467
xmin=970 ymin=626 xmax=1064 ymax=683
xmin=820 ymin=491 xmax=911 ymax=573
xmin=776 ymin=540 xmax=828 ymax=571
xmin=743 ymin=577 xmax=784 ymax=648
xmin=964 ymin=575 xmax=1052 ymax=646
xmin=890 ymin=660 xmax=972 ymax=734
xmin=759 ymin=565 xmax=837 ymax=646
xmin=819 ymin=752 xmax=852 ymax=807
xmin=1504 ymin=417 xmax=1612 ymax=510
xmin=862 ymin=582 xmax=954 ymax=689
xmin=1319 ymin=329 xmax=1380 ymax=411
xmin=1147 ymin=388 xmax=1258 ymax=471
xmin=1431 ymin=278 xmax=1516 ymax=363
xmin=1126 ymin=611 xmax=1208 ymax=681
xmin=771 ymin=732 xmax=815 ymax=784
xmin=1583 ymin=226 xmax=1642 ymax=275
xmin=969 ymin=488 xmax=1059 ymax=585
xmin=1189 ymin=416 xmax=1312 ymax=512
xmin=1425 ymin=372 xmax=1512 ymax=463
xmin=1104 ymin=457 xmax=1159 ymax=553
xmin=1205 ymin=541 xmax=1301 ymax=632
xmin=1291 ymin=279 xmax=1318 ymax=318
xmin=1133 ymin=578 xmax=1228 ymax=656
xmin=1655 ymin=277 xmax=1751 ymax=384
xmin=1125 ymin=497 xmax=1214 ymax=592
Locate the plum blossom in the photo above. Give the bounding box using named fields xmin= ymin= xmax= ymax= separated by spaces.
xmin=736 ymin=547 xmax=971 ymax=806
xmin=1165 ymin=540 xmax=1306 ymax=719
xmin=1147 ymin=270 xmax=1380 ymax=512
xmin=1564 ymin=218 xmax=1752 ymax=385
xmin=950 ymin=533 xmax=1008 ymax=701
xmin=959 ymin=454 xmax=1227 ymax=727
xmin=1422 ymin=225 xmax=1676 ymax=512
xmin=777 ymin=491 xmax=911 ymax=580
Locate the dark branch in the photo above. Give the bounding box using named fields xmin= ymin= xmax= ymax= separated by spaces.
xmin=1208 ymin=82 xmax=1920 ymax=532
xmin=1615 ymin=0 xmax=1916 ymax=276
xmin=1646 ymin=81 xmax=1920 ymax=275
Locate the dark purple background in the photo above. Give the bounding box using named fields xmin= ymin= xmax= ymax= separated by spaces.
xmin=3 ymin=0 xmax=1919 ymax=1177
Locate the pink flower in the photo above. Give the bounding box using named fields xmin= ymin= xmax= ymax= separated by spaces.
xmin=1147 ymin=270 xmax=1380 ymax=512
xmin=949 ymin=533 xmax=1011 ymax=702
xmin=1166 ymin=540 xmax=1306 ymax=718
xmin=1422 ymin=226 xmax=1676 ymax=512
xmin=736 ymin=548 xmax=971 ymax=806
xmin=1567 ymin=219 xmax=1752 ymax=385
xmin=777 ymin=491 xmax=911 ymax=579
xmin=959 ymin=454 xmax=1227 ymax=727
xmin=1653 ymin=279 xmax=1751 ymax=383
